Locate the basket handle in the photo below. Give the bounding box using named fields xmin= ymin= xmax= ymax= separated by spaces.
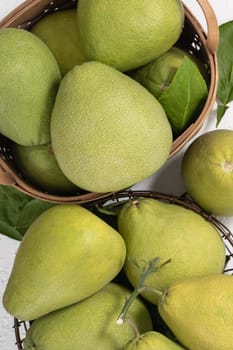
xmin=0 ymin=166 xmax=15 ymax=185
xmin=196 ymin=0 xmax=219 ymax=53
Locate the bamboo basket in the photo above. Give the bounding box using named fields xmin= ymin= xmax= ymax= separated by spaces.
xmin=0 ymin=0 xmax=219 ymax=203
xmin=12 ymin=190 xmax=233 ymax=349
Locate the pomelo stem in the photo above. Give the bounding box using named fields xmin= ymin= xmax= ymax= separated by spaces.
xmin=125 ymin=317 xmax=141 ymax=339
xmin=117 ymin=257 xmax=170 ymax=324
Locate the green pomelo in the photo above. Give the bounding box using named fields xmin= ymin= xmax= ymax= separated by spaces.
xmin=23 ymin=283 xmax=153 ymax=350
xmin=131 ymin=47 xmax=192 ymax=98
xmin=51 ymin=61 xmax=172 ymax=193
xmin=31 ymin=9 xmax=86 ymax=76
xmin=124 ymin=331 xmax=184 ymax=350
xmin=182 ymin=129 xmax=233 ymax=216
xmin=118 ymin=198 xmax=226 ymax=304
xmin=158 ymin=274 xmax=233 ymax=350
xmin=77 ymin=0 xmax=184 ymax=72
xmin=3 ymin=205 xmax=126 ymax=320
xmin=0 ymin=28 xmax=61 ymax=145
xmin=14 ymin=143 xmax=77 ymax=194
xmin=131 ymin=47 xmax=208 ymax=135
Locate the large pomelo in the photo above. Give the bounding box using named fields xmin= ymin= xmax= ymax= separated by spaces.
xmin=23 ymin=283 xmax=153 ymax=350
xmin=0 ymin=28 xmax=61 ymax=145
xmin=51 ymin=61 xmax=172 ymax=193
xmin=77 ymin=0 xmax=184 ymax=72
xmin=117 ymin=198 xmax=226 ymax=304
xmin=3 ymin=205 xmax=126 ymax=320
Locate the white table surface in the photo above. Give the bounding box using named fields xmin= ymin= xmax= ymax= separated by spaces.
xmin=0 ymin=1 xmax=233 ymax=349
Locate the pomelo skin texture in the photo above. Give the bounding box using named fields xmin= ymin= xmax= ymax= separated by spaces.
xmin=23 ymin=283 xmax=153 ymax=350
xmin=182 ymin=129 xmax=233 ymax=216
xmin=124 ymin=331 xmax=184 ymax=349
xmin=14 ymin=143 xmax=77 ymax=194
xmin=31 ymin=9 xmax=86 ymax=76
xmin=158 ymin=274 xmax=233 ymax=350
xmin=117 ymin=198 xmax=226 ymax=304
xmin=0 ymin=28 xmax=61 ymax=145
xmin=3 ymin=205 xmax=126 ymax=321
xmin=77 ymin=0 xmax=184 ymax=72
xmin=51 ymin=61 xmax=172 ymax=193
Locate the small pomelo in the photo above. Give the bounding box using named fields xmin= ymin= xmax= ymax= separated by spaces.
xmin=182 ymin=129 xmax=233 ymax=216
xmin=14 ymin=143 xmax=77 ymax=194
xmin=51 ymin=61 xmax=172 ymax=193
xmin=31 ymin=9 xmax=86 ymax=76
xmin=77 ymin=0 xmax=184 ymax=71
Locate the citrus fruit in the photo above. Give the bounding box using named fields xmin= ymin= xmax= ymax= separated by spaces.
xmin=182 ymin=129 xmax=233 ymax=216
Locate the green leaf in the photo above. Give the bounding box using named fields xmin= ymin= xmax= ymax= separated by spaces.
xmin=0 ymin=186 xmax=31 ymax=227
xmin=0 ymin=221 xmax=22 ymax=240
xmin=217 ymin=104 xmax=229 ymax=125
xmin=217 ymin=21 xmax=233 ymax=123
xmin=0 ymin=185 xmax=55 ymax=240
xmin=16 ymin=199 xmax=55 ymax=235
xmin=159 ymin=56 xmax=208 ymax=135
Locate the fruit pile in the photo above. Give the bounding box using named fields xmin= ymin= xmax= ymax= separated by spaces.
xmin=0 ymin=0 xmax=208 ymax=195
xmin=1 ymin=1 xmax=233 ymax=349
xmin=2 ymin=193 xmax=233 ymax=350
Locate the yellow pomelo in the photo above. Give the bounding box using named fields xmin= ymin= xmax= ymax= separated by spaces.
xmin=23 ymin=283 xmax=153 ymax=350
xmin=158 ymin=274 xmax=233 ymax=350
xmin=51 ymin=61 xmax=172 ymax=193
xmin=0 ymin=28 xmax=61 ymax=145
xmin=118 ymin=198 xmax=226 ymax=304
xmin=3 ymin=205 xmax=126 ymax=320
xmin=182 ymin=129 xmax=233 ymax=216
xmin=77 ymin=0 xmax=184 ymax=71
xmin=31 ymin=9 xmax=86 ymax=76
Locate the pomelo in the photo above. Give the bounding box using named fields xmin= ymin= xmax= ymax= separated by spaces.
xmin=3 ymin=205 xmax=126 ymax=320
xmin=23 ymin=283 xmax=153 ymax=350
xmin=51 ymin=61 xmax=172 ymax=193
xmin=182 ymin=129 xmax=233 ymax=216
xmin=0 ymin=28 xmax=61 ymax=145
xmin=118 ymin=198 xmax=226 ymax=304
xmin=77 ymin=0 xmax=184 ymax=72
xmin=131 ymin=47 xmax=195 ymax=99
xmin=14 ymin=143 xmax=77 ymax=194
xmin=31 ymin=9 xmax=86 ymax=76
